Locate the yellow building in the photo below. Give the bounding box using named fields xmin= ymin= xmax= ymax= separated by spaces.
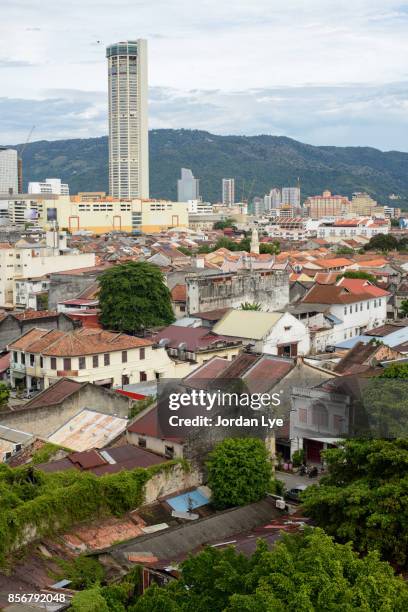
xmin=6 ymin=194 xmax=189 ymax=234
xmin=350 ymin=192 xmax=378 ymax=216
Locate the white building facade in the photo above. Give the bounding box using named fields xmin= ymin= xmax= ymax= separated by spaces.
xmin=222 ymin=178 xmax=235 ymax=206
xmin=28 ymin=178 xmax=69 ymax=195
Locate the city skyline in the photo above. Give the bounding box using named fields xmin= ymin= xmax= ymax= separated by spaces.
xmin=1 ymin=1 xmax=408 ymax=150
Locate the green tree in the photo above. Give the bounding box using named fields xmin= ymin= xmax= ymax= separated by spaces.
xmin=53 ymin=555 xmax=105 ymax=589
xmin=364 ymin=233 xmax=398 ymax=252
xmin=240 ymin=302 xmax=262 ymax=311
xmin=336 ymin=270 xmax=377 ymax=283
xmin=206 ymin=438 xmax=272 ymax=509
xmin=259 ymin=241 xmax=280 ymax=255
xmin=400 ymin=299 xmax=408 ymax=317
xmin=98 ymin=262 xmax=174 ymax=333
xmin=213 ymin=217 xmax=236 ymax=230
xmin=0 ymin=383 xmax=9 ymax=408
xmin=302 ymin=439 xmax=408 ymax=567
xmin=71 ymin=586 xmax=109 ymax=612
xmin=134 ymin=529 xmax=408 ymax=611
xmin=176 ymin=246 xmax=193 ymax=256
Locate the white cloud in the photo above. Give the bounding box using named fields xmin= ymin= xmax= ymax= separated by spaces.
xmin=1 ymin=0 xmax=408 ymax=148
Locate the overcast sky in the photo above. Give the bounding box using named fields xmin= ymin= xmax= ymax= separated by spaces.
xmin=1 ymin=0 xmax=408 ymax=149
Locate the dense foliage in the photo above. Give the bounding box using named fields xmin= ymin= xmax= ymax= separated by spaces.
xmin=206 ymin=438 xmax=273 ymax=509
xmin=0 ymin=460 xmax=176 ymax=566
xmin=0 ymin=382 xmax=10 ymax=408
xmin=336 ymin=270 xmax=377 ymax=283
xmin=15 ymin=130 xmax=408 ymax=205
xmin=98 ymin=262 xmax=174 ymax=333
xmin=302 ymin=439 xmax=408 ymax=567
xmin=364 ymin=233 xmax=408 ymax=251
xmin=132 ymin=529 xmax=408 ymax=611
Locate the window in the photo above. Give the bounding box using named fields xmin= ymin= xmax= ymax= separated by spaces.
xmin=104 ymin=353 xmax=110 ymax=366
xmin=93 ymin=355 xmax=99 ymax=368
xmin=284 ymin=326 xmax=292 ymax=331
xmin=379 ymin=299 xmax=382 ymax=305
xmin=13 ymin=351 xmax=17 ymax=363
xmin=138 ymin=437 xmax=146 ymax=448
xmin=50 ymin=357 xmax=57 ymax=370
xmin=140 ymin=371 xmax=147 ymax=382
xmin=29 ymin=354 xmax=34 ymax=366
xmin=165 ymin=445 xmax=174 ymax=459
xmin=140 ymin=347 xmax=145 ymax=360
xmin=40 ymin=357 xmax=43 ymax=368
xmin=122 ymin=351 xmax=127 ymax=363
xmin=344 ymin=306 xmax=347 ymax=315
xmin=312 ymin=403 xmax=329 ymax=428
xmin=360 ymin=303 xmax=363 ymax=311
xmin=79 ymin=356 xmax=86 ymax=369
xmin=355 ymin=304 xmax=358 ymax=312
xmin=63 ymin=358 xmax=71 ymax=371
xmin=298 ymin=408 xmax=307 ymax=424
xmin=349 ymin=306 xmax=352 ymax=314
xmin=374 ymin=300 xmax=377 ymax=308
xmin=367 ymin=302 xmax=370 ymax=310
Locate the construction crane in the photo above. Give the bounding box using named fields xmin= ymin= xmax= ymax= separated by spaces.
xmin=17 ymin=126 xmax=35 ymax=193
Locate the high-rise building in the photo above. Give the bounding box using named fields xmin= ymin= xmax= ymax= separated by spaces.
xmin=106 ymin=40 xmax=149 ymax=199
xmin=264 ymin=188 xmax=281 ymax=210
xmin=0 ymin=148 xmax=18 ymax=195
xmin=304 ymin=191 xmax=350 ymax=218
xmin=28 ymin=178 xmax=69 ymax=195
xmin=282 ymin=186 xmax=301 ymax=208
xmin=222 ymin=178 xmax=235 ymax=206
xmin=350 ymin=192 xmax=378 ymax=216
xmin=177 ymin=168 xmax=200 ymax=202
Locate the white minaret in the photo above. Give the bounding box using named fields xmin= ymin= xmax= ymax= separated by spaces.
xmin=106 ymin=40 xmax=149 ymax=199
xmin=250 ymin=226 xmax=260 ymax=254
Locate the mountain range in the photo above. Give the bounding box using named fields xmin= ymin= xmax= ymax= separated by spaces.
xmin=11 ymin=129 xmax=408 ymax=206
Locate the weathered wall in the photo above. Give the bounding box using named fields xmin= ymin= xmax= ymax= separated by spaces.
xmin=1 ymin=314 xmax=76 ymax=351
xmin=48 ymin=272 xmax=100 ymax=310
xmin=144 ymin=463 xmax=202 ymax=504
xmin=0 ymin=384 xmax=130 ymax=437
xmin=187 ymin=270 xmax=290 ymax=314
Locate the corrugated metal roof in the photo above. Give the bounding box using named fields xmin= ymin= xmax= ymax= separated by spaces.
xmin=48 ymin=409 xmax=127 ymax=451
xmin=213 ymin=310 xmax=283 ymax=340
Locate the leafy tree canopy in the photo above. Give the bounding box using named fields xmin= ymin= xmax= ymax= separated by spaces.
xmin=213 ymin=218 xmax=237 ymax=230
xmin=206 ymin=438 xmax=273 ymax=509
xmin=259 ymin=241 xmax=280 ymax=255
xmin=132 ymin=529 xmax=408 ymax=611
xmin=336 ymin=270 xmax=377 ymax=283
xmin=98 ymin=262 xmax=174 ymax=333
xmin=302 ymin=439 xmax=408 ymax=567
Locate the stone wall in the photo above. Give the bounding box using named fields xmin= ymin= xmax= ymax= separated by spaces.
xmin=186 ymin=269 xmax=290 ymax=314
xmin=144 ymin=463 xmax=202 ymax=504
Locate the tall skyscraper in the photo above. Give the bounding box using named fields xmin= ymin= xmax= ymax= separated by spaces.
xmin=282 ymin=187 xmax=301 ymax=208
xmin=106 ymin=40 xmax=149 ymax=199
xmin=0 ymin=148 xmax=18 ymax=195
xmin=222 ymin=178 xmax=235 ymax=206
xmin=264 ymin=188 xmax=281 ymax=210
xmin=177 ymin=168 xmax=200 ymax=202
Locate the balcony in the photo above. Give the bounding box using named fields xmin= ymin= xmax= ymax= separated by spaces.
xmin=11 ymin=362 xmax=26 ymax=373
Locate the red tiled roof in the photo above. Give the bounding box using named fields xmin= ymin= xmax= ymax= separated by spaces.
xmin=244 ymin=356 xmax=294 ymax=393
xmin=192 ymin=308 xmax=231 ymax=321
xmin=337 ymin=277 xmax=390 ymax=298
xmin=302 ymin=284 xmax=371 ymax=305
xmin=171 ymin=284 xmax=187 ymax=302
xmin=9 ymin=327 xmax=152 ymax=356
xmin=127 ymin=407 xmax=184 ymax=443
xmin=12 ymin=310 xmax=59 ymax=321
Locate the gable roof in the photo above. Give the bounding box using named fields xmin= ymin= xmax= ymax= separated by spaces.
xmin=336 ymin=277 xmax=390 ymax=298
xmin=9 ymin=328 xmax=152 ymax=356
xmin=334 ymin=341 xmax=382 ymax=375
xmin=22 ymin=378 xmax=86 ymax=411
xmin=302 ymin=284 xmax=381 ymax=305
xmin=213 ymin=310 xmax=283 ymax=340
xmin=153 ymin=325 xmax=242 ymax=352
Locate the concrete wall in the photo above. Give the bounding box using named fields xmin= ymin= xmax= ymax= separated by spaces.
xmin=187 ymin=269 xmax=290 ymax=314
xmin=0 ymin=384 xmax=131 ymax=437
xmin=48 ymin=272 xmax=100 ymax=310
xmin=1 ymin=313 xmax=75 ymax=352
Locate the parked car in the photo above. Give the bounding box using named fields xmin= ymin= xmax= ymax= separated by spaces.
xmin=284 ymin=484 xmax=308 ymax=503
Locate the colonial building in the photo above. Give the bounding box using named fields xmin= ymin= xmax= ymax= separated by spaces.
xmin=8 ymin=327 xmax=187 ymax=391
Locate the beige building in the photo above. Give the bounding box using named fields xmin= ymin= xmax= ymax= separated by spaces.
xmin=350 ymin=192 xmax=379 ymax=216
xmin=5 ymin=194 xmax=188 ymax=234
xmin=0 ymin=231 xmax=95 ymax=307
xmin=9 ymin=327 xmax=191 ymax=391
xmin=304 ymin=191 xmax=350 ymax=218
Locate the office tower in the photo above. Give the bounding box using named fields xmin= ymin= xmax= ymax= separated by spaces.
xmin=28 ymin=178 xmax=69 ymax=195
xmin=0 ymin=148 xmax=18 ymax=195
xmin=106 ymin=40 xmax=149 ymax=199
xmin=264 ymin=188 xmax=281 ymax=210
xmin=177 ymin=168 xmax=200 ymax=202
xmin=222 ymin=178 xmax=235 ymax=206
xmin=282 ymin=186 xmax=301 ymax=208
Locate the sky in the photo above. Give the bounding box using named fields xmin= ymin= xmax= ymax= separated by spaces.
xmin=1 ymin=0 xmax=408 ymax=150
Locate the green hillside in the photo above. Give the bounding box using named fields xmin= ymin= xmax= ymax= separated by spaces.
xmin=11 ymin=129 xmax=408 ymax=206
